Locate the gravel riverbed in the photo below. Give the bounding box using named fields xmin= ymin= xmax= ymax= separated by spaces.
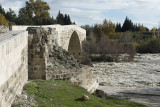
xmin=92 ymin=54 xmax=160 ymax=107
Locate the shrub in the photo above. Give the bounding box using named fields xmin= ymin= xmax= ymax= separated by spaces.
xmin=89 ymin=36 xmax=136 ymax=61
xmin=90 ymin=54 xmax=114 ymax=62
xmin=0 ymin=14 xmax=8 ymax=26
xmin=137 ymin=39 xmax=160 ymax=53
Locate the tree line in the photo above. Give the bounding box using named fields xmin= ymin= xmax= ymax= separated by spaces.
xmin=0 ymin=0 xmax=75 ymax=26
xmin=115 ymin=17 xmax=149 ymax=32
xmin=82 ymin=17 xmax=155 ymax=41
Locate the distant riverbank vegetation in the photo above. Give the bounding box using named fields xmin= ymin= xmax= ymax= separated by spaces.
xmin=82 ymin=17 xmax=160 ymax=61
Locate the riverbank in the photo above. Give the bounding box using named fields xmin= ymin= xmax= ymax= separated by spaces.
xmin=12 ymin=80 xmax=146 ymax=107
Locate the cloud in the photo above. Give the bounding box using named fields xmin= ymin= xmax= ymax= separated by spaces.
xmin=47 ymin=0 xmax=160 ymax=28
xmin=0 ymin=0 xmax=160 ymax=28
xmin=0 ymin=0 xmax=24 ymax=13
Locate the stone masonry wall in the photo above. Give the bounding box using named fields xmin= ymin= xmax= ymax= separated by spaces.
xmin=27 ymin=27 xmax=54 ymax=80
xmin=0 ymin=31 xmax=28 ymax=107
xmin=27 ymin=27 xmax=82 ymax=80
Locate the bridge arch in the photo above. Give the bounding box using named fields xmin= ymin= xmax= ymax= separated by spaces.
xmin=68 ymin=31 xmax=82 ymax=60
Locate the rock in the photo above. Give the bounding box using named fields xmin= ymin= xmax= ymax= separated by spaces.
xmin=16 ymin=94 xmax=27 ymax=100
xmin=81 ymin=58 xmax=93 ymax=66
xmin=22 ymin=95 xmax=28 ymax=100
xmin=89 ymin=54 xmax=114 ymax=62
xmin=96 ymin=90 xmax=107 ymax=98
xmin=99 ymin=82 xmax=108 ymax=86
xmin=0 ymin=25 xmax=9 ymax=34
xmin=12 ymin=91 xmax=37 ymax=107
xmin=81 ymin=94 xmax=90 ymax=101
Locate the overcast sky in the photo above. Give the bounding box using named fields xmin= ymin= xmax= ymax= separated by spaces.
xmin=0 ymin=0 xmax=160 ymax=29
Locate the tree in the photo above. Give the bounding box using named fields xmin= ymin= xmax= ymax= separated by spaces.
xmin=56 ymin=11 xmax=73 ymax=25
xmin=92 ymin=19 xmax=116 ymax=39
xmin=25 ymin=0 xmax=34 ymax=19
xmin=152 ymin=27 xmax=157 ymax=40
xmin=121 ymin=17 xmax=134 ymax=32
xmin=0 ymin=14 xmax=8 ymax=26
xmin=42 ymin=17 xmax=56 ymax=25
xmin=139 ymin=25 xmax=146 ymax=32
xmin=66 ymin=15 xmax=72 ymax=25
xmin=93 ymin=24 xmax=102 ymax=39
xmin=33 ymin=0 xmax=50 ymax=24
xmin=5 ymin=8 xmax=16 ymax=24
xmin=115 ymin=23 xmax=122 ymax=32
xmin=0 ymin=5 xmax=5 ymax=16
xmin=0 ymin=5 xmax=17 ymax=25
xmin=102 ymin=19 xmax=116 ymax=38
xmin=16 ymin=7 xmax=34 ymax=25
xmin=25 ymin=0 xmax=50 ymax=25
xmin=81 ymin=25 xmax=92 ymax=38
xmin=64 ymin=14 xmax=68 ymax=24
xmin=56 ymin=11 xmax=64 ymax=25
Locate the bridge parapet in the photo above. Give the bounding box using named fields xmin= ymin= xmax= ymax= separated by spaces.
xmin=0 ymin=31 xmax=28 ymax=107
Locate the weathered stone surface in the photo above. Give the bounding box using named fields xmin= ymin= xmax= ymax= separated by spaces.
xmin=70 ymin=66 xmax=99 ymax=93
xmin=0 ymin=31 xmax=28 ymax=107
xmin=27 ymin=27 xmax=82 ymax=80
xmin=0 ymin=25 xmax=9 ymax=34
xmin=12 ymin=91 xmax=37 ymax=107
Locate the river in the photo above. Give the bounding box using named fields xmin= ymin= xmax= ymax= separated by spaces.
xmin=91 ymin=54 xmax=160 ymax=107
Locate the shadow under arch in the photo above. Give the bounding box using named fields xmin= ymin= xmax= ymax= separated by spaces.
xmin=68 ymin=31 xmax=82 ymax=60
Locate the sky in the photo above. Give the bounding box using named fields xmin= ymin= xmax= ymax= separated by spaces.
xmin=0 ymin=0 xmax=160 ymax=29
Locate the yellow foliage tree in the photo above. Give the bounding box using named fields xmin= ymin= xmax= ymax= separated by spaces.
xmin=152 ymin=27 xmax=157 ymax=40
xmin=152 ymin=35 xmax=157 ymax=40
xmin=25 ymin=0 xmax=50 ymax=25
xmin=93 ymin=19 xmax=116 ymax=39
xmin=102 ymin=19 xmax=116 ymax=38
xmin=139 ymin=26 xmax=146 ymax=32
xmin=0 ymin=14 xmax=9 ymax=26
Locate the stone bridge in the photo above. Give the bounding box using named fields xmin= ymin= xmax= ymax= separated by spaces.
xmin=11 ymin=25 xmax=86 ymax=61
xmin=0 ymin=25 xmax=89 ymax=107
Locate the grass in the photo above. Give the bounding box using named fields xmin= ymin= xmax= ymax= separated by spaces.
xmin=26 ymin=80 xmax=147 ymax=107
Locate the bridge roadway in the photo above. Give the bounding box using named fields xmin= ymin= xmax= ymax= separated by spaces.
xmin=0 ymin=30 xmax=25 ymax=42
